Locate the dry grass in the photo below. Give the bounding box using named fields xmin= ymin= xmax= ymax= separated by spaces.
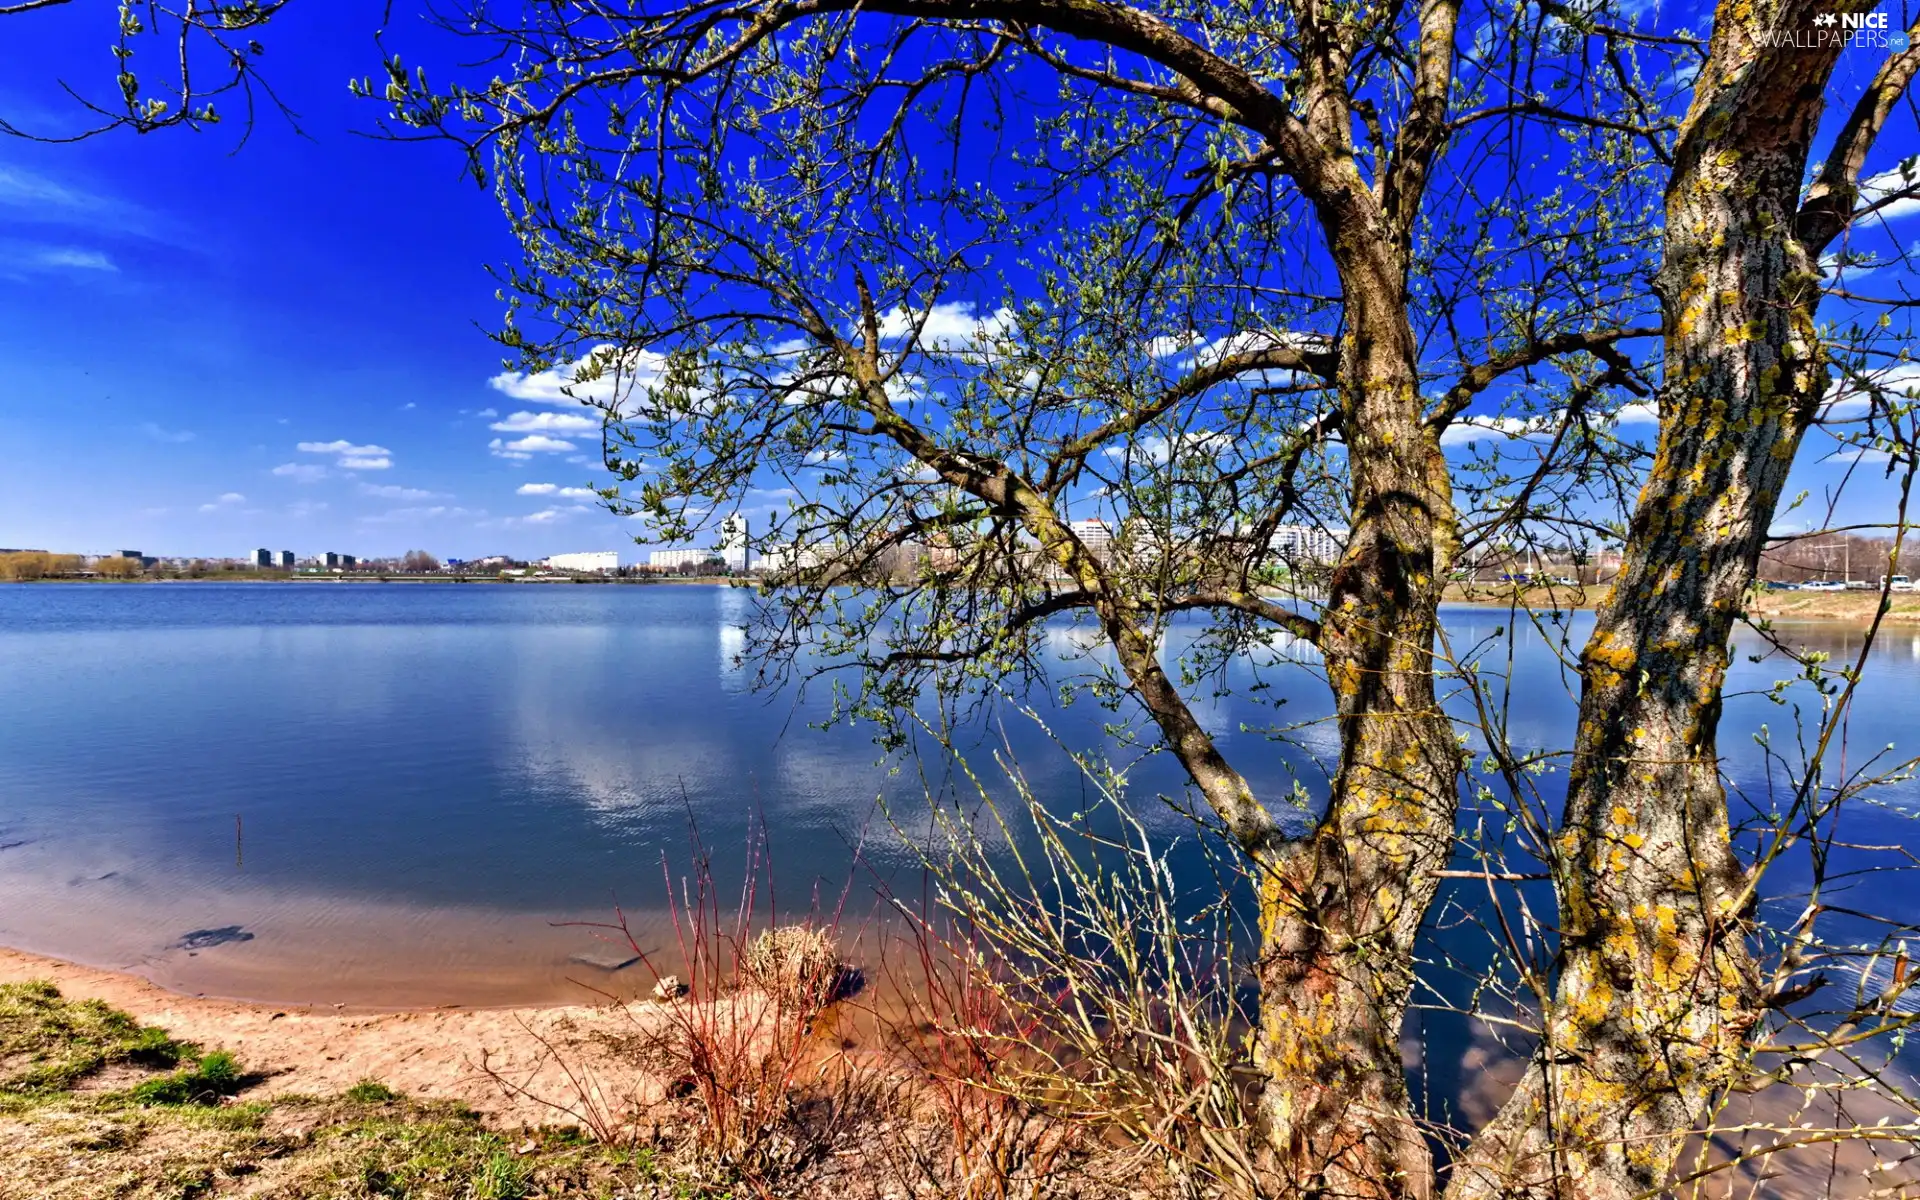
xmin=737 ymin=925 xmax=844 ymax=1011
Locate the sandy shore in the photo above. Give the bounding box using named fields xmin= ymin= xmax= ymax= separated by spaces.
xmin=0 ymin=945 xmax=674 ymax=1130
xmin=1444 ymin=584 xmax=1920 ymax=624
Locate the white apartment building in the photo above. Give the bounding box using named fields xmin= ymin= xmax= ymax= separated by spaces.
xmin=760 ymin=542 xmax=830 ymax=573
xmin=1069 ymin=518 xmax=1113 ymax=553
xmin=1270 ymin=524 xmax=1346 ymax=565
xmin=649 ymin=547 xmax=717 ymax=570
xmin=547 ymin=550 xmax=620 ymax=573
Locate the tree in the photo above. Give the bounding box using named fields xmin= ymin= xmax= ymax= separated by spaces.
xmin=1 ymin=1 xmax=299 ymax=142
xmin=92 ymin=556 xmax=142 ymax=579
xmin=1450 ymin=8 xmax=1920 ymax=1198
xmin=374 ymin=1 xmax=1919 ymax=1196
xmin=401 ymin=549 xmax=440 ymax=573
xmin=377 ymin=7 xmax=1663 ymax=1185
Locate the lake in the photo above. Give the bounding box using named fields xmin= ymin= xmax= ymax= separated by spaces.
xmin=1 ymin=582 xmax=1916 ymax=1010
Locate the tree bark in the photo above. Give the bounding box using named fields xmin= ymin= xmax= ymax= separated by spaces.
xmin=1250 ymin=230 xmax=1462 ymax=1198
xmin=1444 ymin=4 xmax=1890 ymax=1195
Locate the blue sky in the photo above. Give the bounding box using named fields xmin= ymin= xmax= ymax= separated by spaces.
xmin=1 ymin=2 xmax=1916 ymax=563
xmin=0 ymin=2 xmax=646 ymax=561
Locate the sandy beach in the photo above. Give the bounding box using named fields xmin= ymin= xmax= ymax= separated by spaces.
xmin=0 ymin=945 xmax=673 ymax=1131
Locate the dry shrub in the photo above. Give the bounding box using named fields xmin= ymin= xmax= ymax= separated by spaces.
xmin=739 ymin=924 xmax=844 ymax=1009
xmin=870 ymin=729 xmax=1269 ymax=1200
xmin=554 ymin=825 xmax=879 ymax=1192
xmin=871 ymin=930 xmax=1087 ymax=1200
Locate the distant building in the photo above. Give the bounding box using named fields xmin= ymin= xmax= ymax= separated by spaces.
xmin=547 ymin=550 xmax=619 ymax=573
xmin=650 ymin=547 xmax=718 ymax=570
xmin=322 ymin=552 xmax=340 ymax=569
xmin=118 ymin=550 xmax=142 ymax=560
xmin=251 ymin=548 xmax=272 ymax=568
xmin=1069 ymin=519 xmax=1112 ymax=554
xmin=278 ymin=550 xmax=294 ymax=569
xmin=341 ymin=554 xmax=358 ymax=569
xmin=760 ymin=542 xmax=830 ymax=574
xmin=719 ymin=515 xmax=750 ymax=573
xmin=1270 ymin=524 xmax=1346 ymax=565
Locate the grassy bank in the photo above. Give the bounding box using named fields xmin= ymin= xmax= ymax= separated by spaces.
xmin=0 ymin=959 xmax=1140 ymax=1200
xmin=0 ymin=981 xmax=635 ymax=1199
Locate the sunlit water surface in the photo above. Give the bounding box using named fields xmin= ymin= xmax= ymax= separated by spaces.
xmin=1 ymin=582 xmax=1915 ymax=1015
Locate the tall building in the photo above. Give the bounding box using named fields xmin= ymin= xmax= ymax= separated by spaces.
xmin=322 ymin=551 xmax=340 ymax=568
xmin=547 ymin=550 xmax=619 ymax=573
xmin=251 ymin=548 xmax=272 ymax=568
xmin=278 ymin=550 xmax=295 ymax=569
xmin=719 ymin=514 xmax=750 ymax=573
xmin=341 ymin=554 xmax=358 ymax=569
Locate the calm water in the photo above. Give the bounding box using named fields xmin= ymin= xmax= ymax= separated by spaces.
xmin=1 ymin=582 xmax=1916 ymax=1008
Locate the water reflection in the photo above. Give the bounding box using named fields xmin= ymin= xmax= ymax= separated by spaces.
xmin=0 ymin=583 xmax=1913 ymax=1010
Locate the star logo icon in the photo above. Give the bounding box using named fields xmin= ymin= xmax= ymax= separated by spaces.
xmin=1813 ymin=11 xmax=1836 ymax=25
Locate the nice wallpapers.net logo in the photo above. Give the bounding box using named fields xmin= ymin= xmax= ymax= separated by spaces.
xmin=1763 ymin=9 xmax=1912 ymax=49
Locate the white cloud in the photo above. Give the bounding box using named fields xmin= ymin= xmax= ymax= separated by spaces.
xmin=1440 ymin=414 xmax=1557 ymax=445
xmin=490 ymin=410 xmax=599 ymax=435
xmin=876 ymin=301 xmax=1014 ymax=350
xmin=1822 ymin=361 xmax=1920 ymax=421
xmin=1612 ymin=401 xmax=1660 ymax=424
xmin=513 ymin=505 xmax=593 ymax=525
xmin=489 ymin=346 xmax=667 ymax=408
xmin=1146 ymin=331 xmax=1205 ymax=359
xmin=198 ymin=491 xmax=246 ymax=512
xmin=517 ymin=483 xmax=596 ymax=498
xmin=495 ymin=434 xmax=575 ymax=454
xmin=34 ymin=247 xmax=115 ymax=272
xmin=287 ymin=500 xmax=328 ymax=518
xmin=359 ymin=483 xmax=444 ymax=500
xmin=1859 ymin=164 xmax=1920 ymax=222
xmin=139 ymin=422 xmax=193 ymax=443
xmin=297 ymin=439 xmax=393 ymax=470
xmin=296 ymin=439 xmax=387 ymax=456
xmin=1828 ymin=445 xmax=1895 ymax=464
xmin=1105 ymin=432 xmax=1229 ymax=464
xmin=272 ymin=462 xmax=328 ymax=482
xmin=477 ymin=407 xmax=498 ymax=418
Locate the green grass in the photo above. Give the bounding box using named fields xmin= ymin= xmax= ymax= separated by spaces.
xmin=346 ymin=1078 xmax=402 ymax=1104
xmin=0 ymin=979 xmax=186 ymax=1094
xmin=123 ymin=1049 xmax=243 ymax=1107
xmin=306 ymin=1114 xmax=539 ymax=1198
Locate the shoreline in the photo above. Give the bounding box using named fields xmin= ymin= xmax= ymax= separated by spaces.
xmin=0 ymin=943 xmax=671 ymax=1128
xmin=1441 ymin=584 xmax=1920 ymax=626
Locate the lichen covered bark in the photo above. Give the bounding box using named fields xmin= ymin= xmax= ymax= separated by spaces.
xmin=1445 ymin=5 xmax=1846 ymax=1195
xmin=1252 ymin=256 xmax=1463 ymax=1199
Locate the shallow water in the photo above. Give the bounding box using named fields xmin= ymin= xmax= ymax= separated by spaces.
xmin=0 ymin=582 xmax=1915 ymax=1009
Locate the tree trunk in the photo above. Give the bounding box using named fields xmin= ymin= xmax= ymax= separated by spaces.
xmin=1445 ymin=6 xmax=1848 ymax=1195
xmin=1252 ymin=273 xmax=1462 ymax=1199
